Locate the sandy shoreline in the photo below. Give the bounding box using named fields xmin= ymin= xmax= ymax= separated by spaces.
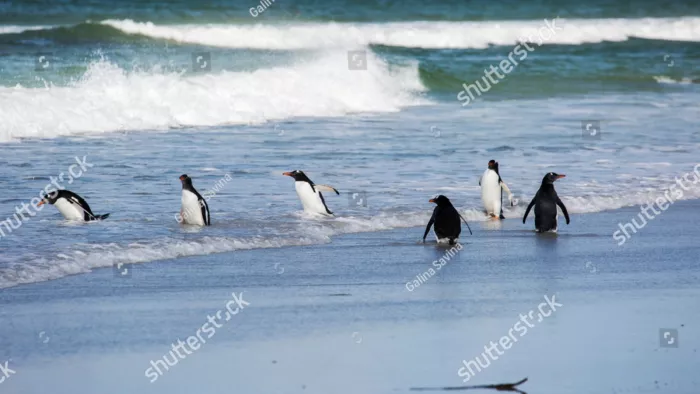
xmin=1 ymin=201 xmax=698 ymax=394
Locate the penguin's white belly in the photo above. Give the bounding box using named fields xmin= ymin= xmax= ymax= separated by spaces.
xmin=481 ymin=171 xmax=502 ymax=216
xmin=54 ymin=198 xmax=85 ymax=221
xmin=295 ymin=182 xmax=331 ymax=215
xmin=181 ymin=190 xmax=205 ymax=225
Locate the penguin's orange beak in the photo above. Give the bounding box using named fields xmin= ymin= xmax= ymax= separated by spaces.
xmin=556 ymin=174 xmax=566 ymax=179
xmin=37 ymin=200 xmax=45 ymax=206
xmin=429 ymin=198 xmax=436 ymax=203
xmin=179 ymin=175 xmax=187 ymax=181
xmin=283 ymin=172 xmax=293 ymax=177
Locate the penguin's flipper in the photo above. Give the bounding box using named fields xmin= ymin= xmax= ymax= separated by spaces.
xmin=523 ymin=196 xmax=536 ymax=224
xmin=422 ymin=214 xmax=435 ymax=243
xmin=95 ymin=213 xmax=110 ymax=221
xmin=500 ymin=181 xmax=514 ymax=206
xmin=457 ymin=212 xmax=473 ymax=235
xmin=316 ymin=185 xmax=340 ymax=195
xmin=318 ymin=192 xmax=334 ymax=215
xmin=198 ymin=197 xmax=211 ymax=226
xmin=556 ymin=197 xmax=570 ymax=224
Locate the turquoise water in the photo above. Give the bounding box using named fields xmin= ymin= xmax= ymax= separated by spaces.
xmin=1 ymin=0 xmax=699 ymax=91
xmin=3 ymin=0 xmax=700 ymax=24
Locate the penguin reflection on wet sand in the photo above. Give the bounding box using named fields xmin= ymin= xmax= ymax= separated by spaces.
xmin=523 ymin=172 xmax=570 ymax=233
xmin=179 ymin=174 xmax=210 ymax=226
xmin=479 ymin=159 xmax=514 ymax=220
xmin=283 ymin=170 xmax=339 ymax=216
xmin=38 ymin=190 xmax=110 ymax=221
xmin=423 ymin=195 xmax=471 ymax=245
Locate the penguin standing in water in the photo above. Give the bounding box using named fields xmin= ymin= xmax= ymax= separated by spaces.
xmin=38 ymin=190 xmax=109 ymax=221
xmin=422 ymin=195 xmax=472 ymax=245
xmin=479 ymin=159 xmax=514 ymax=219
xmin=179 ymin=174 xmax=210 ymax=226
xmin=283 ymin=170 xmax=339 ymax=216
xmin=523 ymin=172 xmax=570 ymax=233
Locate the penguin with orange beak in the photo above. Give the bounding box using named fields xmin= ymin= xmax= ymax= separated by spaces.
xmin=423 ymin=195 xmax=467 ymax=245
xmin=282 ymin=170 xmax=339 ymax=216
xmin=523 ymin=172 xmax=570 ymax=232
xmin=179 ymin=174 xmax=210 ymax=226
xmin=37 ymin=190 xmax=109 ymax=221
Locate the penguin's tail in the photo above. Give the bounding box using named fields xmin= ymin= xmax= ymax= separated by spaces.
xmin=499 ymin=213 xmax=505 ymax=220
xmin=93 ymin=213 xmax=110 ymax=221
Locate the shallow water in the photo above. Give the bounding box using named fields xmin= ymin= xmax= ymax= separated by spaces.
xmin=1 ymin=203 xmax=699 ymax=394
xmin=1 ymin=95 xmax=700 ymax=288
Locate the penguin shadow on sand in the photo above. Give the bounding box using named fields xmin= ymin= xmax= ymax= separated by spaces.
xmin=410 ymin=377 xmax=529 ymax=393
xmin=534 ymin=230 xmax=561 ymax=255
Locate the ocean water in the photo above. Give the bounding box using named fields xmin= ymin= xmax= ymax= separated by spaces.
xmin=1 ymin=1 xmax=700 ymax=393
xmin=1 ymin=0 xmax=699 ymax=288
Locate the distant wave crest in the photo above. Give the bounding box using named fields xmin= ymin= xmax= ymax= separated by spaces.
xmin=3 ymin=17 xmax=699 ymax=48
xmin=99 ymin=17 xmax=700 ymax=49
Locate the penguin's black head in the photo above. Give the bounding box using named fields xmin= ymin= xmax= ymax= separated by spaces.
xmin=38 ymin=191 xmax=61 ymax=206
xmin=283 ymin=170 xmax=311 ymax=182
xmin=488 ymin=159 xmax=498 ymax=170
xmin=429 ymin=195 xmax=452 ymax=207
xmin=542 ymin=172 xmax=566 ymax=185
xmin=179 ymin=174 xmax=193 ymax=188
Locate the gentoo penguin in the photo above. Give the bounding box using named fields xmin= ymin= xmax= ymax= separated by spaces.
xmin=38 ymin=190 xmax=109 ymax=221
xmin=282 ymin=170 xmax=339 ymax=216
xmin=422 ymin=195 xmax=468 ymax=245
xmin=522 ymin=172 xmax=570 ymax=232
xmin=479 ymin=159 xmax=514 ymax=219
xmin=179 ymin=174 xmax=210 ymax=226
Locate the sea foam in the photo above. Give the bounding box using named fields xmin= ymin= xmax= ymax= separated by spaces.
xmin=0 ymin=52 xmax=427 ymax=142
